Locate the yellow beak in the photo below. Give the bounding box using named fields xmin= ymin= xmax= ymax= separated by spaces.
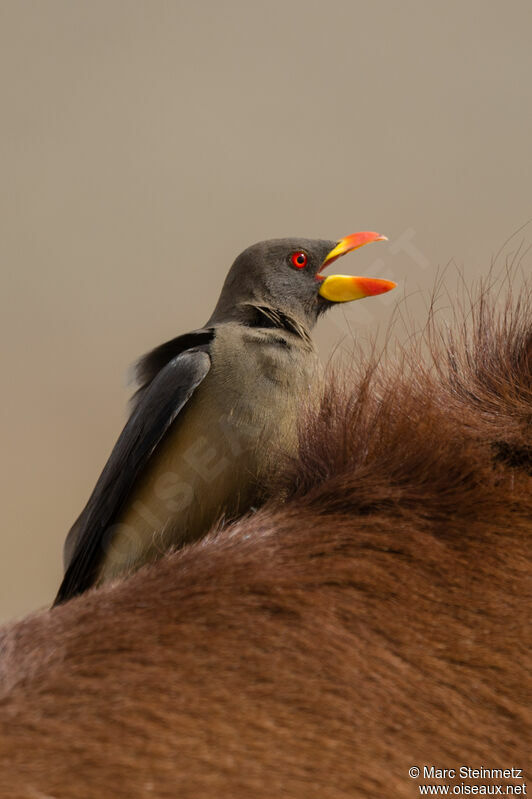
xmin=318 ymin=231 xmax=396 ymax=303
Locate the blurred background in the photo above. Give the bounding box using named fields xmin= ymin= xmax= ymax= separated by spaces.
xmin=1 ymin=0 xmax=531 ymax=622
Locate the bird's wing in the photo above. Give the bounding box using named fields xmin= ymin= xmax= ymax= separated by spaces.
xmin=132 ymin=328 xmax=215 ymax=405
xmin=54 ymin=342 xmax=212 ymax=606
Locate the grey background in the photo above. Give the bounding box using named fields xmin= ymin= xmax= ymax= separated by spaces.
xmin=1 ymin=0 xmax=531 ymax=622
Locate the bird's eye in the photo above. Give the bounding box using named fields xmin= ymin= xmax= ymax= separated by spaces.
xmin=290 ymin=251 xmax=308 ymax=269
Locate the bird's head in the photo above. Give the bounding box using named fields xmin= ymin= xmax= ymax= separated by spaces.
xmin=209 ymin=232 xmax=396 ymax=329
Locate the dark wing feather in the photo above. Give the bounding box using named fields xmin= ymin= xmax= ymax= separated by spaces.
xmin=53 ymin=347 xmax=211 ymax=606
xmin=132 ymin=328 xmax=214 ymax=407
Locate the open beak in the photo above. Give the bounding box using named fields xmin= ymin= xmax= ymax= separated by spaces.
xmin=318 ymin=231 xmax=396 ymax=303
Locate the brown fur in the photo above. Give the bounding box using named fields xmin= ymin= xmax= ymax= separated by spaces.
xmin=0 ymin=278 xmax=530 ymax=798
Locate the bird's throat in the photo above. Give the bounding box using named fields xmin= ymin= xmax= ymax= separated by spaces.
xmin=242 ymin=304 xmax=312 ymax=346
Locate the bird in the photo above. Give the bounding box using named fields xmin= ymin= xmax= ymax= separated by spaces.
xmin=54 ymin=232 xmax=395 ymax=606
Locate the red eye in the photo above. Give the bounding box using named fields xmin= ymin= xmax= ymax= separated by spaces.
xmin=291 ymin=251 xmax=308 ymax=269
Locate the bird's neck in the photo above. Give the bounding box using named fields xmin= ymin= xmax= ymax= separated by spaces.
xmin=211 ymin=302 xmax=314 ymax=347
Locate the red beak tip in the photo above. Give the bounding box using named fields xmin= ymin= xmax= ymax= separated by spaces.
xmin=356 ymin=277 xmax=397 ymax=296
xmin=375 ymin=279 xmax=397 ymax=294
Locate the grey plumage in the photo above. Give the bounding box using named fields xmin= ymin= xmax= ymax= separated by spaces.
xmin=54 ymin=235 xmax=393 ymax=605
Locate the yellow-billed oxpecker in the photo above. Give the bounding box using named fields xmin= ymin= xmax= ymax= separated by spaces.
xmin=54 ymin=233 xmax=395 ymax=605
